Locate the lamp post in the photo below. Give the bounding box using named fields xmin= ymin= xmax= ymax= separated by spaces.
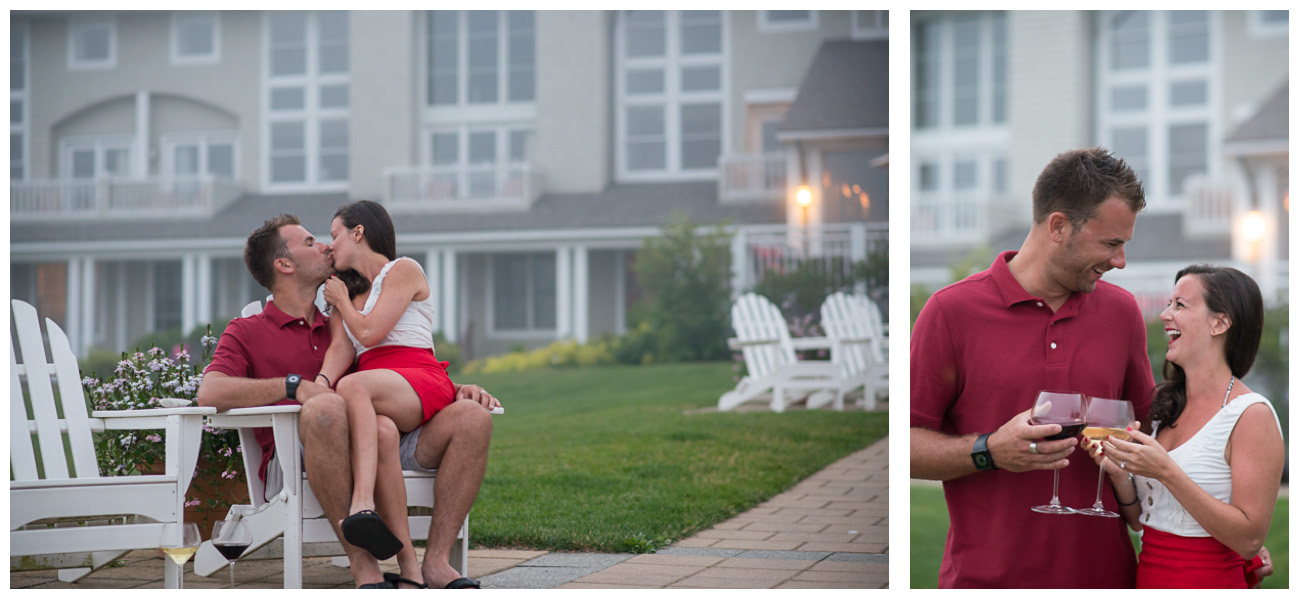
xmin=796 ymin=183 xmax=812 ymax=257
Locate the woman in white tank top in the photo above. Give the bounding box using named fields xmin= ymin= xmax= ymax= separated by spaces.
xmin=1090 ymin=265 xmax=1283 ymax=588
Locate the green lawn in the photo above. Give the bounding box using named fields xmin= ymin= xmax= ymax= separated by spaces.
xmin=911 ymin=483 xmax=1289 ymax=589
xmin=460 ymin=362 xmax=887 ymax=552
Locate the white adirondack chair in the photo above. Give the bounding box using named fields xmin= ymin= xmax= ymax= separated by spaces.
xmin=719 ymin=293 xmax=841 ymax=412
xmin=10 ymin=299 xmax=215 ymax=588
xmin=193 ymin=299 xmax=501 ymax=587
xmin=813 ymin=292 xmax=888 ymax=410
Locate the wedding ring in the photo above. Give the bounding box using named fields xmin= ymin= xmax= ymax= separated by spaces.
xmin=1120 ymin=460 xmax=1127 ymax=471
xmin=1029 ymin=442 xmax=1039 ymax=454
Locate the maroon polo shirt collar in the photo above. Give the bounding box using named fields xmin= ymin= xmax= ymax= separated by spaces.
xmin=263 ymin=299 xmax=324 ymax=330
xmin=989 ymin=250 xmax=1084 ymax=318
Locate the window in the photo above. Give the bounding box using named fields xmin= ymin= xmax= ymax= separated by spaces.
xmin=162 ymin=133 xmax=237 ymax=178
xmin=11 ymin=21 xmax=27 ymax=180
xmin=154 ymin=261 xmax=183 ymax=333
xmin=265 ymin=11 xmax=350 ymax=189
xmin=426 ymin=11 xmax=535 ymax=107
xmin=422 ymin=125 xmax=533 ymax=199
xmin=68 ymin=15 xmax=115 ymax=70
xmin=759 ymin=11 xmax=817 ymax=33
xmin=913 ymin=11 xmax=1006 ymax=130
xmin=852 ymin=10 xmax=888 ymax=40
xmin=1249 ymin=10 xmax=1288 ymax=38
xmin=1097 ymin=11 xmax=1217 ymax=206
xmin=172 ymin=12 xmax=220 ymax=64
xmin=491 ymin=253 xmax=555 ymax=333
xmin=60 ymin=138 xmax=134 ymax=179
xmin=616 ymin=11 xmax=726 ymax=180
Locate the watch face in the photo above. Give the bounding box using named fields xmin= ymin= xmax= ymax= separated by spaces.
xmin=974 ymin=453 xmax=992 ymax=469
xmin=288 ymin=374 xmax=301 ymax=384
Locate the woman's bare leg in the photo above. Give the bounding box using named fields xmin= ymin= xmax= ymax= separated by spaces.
xmin=335 ymin=369 xmax=424 ymax=516
xmin=374 ymin=415 xmax=423 ymax=587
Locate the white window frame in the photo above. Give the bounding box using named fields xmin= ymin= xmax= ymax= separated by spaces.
xmin=1248 ymin=10 xmax=1288 ymax=38
xmin=852 ymin=10 xmax=889 ymax=40
xmin=59 ymin=136 xmax=135 ymax=179
xmin=261 ymin=11 xmax=350 ymax=193
xmin=423 ymin=11 xmax=537 ymax=114
xmin=1096 ymin=10 xmax=1220 ymax=211
xmin=615 ymin=10 xmax=728 ymax=182
xmin=68 ymin=14 xmax=116 ymax=70
xmin=161 ymin=131 xmax=239 ymax=179
xmin=913 ymin=11 xmax=1006 ymax=132
xmin=758 ymin=10 xmax=818 ymax=33
xmin=171 ymin=11 xmax=221 ymax=65
xmin=12 ymin=19 xmax=29 ymax=181
xmin=486 ymin=252 xmax=557 ymax=338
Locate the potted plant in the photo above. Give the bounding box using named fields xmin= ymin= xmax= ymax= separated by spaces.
xmin=82 ymin=326 xmax=247 ymax=538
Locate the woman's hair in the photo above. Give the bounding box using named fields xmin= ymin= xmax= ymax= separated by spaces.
xmin=1150 ymin=264 xmax=1264 ymax=428
xmin=333 ymin=200 xmax=397 ymax=299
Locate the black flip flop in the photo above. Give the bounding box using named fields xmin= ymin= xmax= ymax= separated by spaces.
xmin=444 ymin=577 xmax=482 ymax=589
xmin=341 ymin=510 xmax=404 ymax=560
xmin=359 ymin=579 xmax=396 ymax=589
xmin=384 ymin=572 xmax=428 ymax=589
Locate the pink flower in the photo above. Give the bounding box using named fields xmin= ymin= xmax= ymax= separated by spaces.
xmin=145 ymin=434 xmax=162 ymax=443
xmin=185 ymin=499 xmax=201 ymax=508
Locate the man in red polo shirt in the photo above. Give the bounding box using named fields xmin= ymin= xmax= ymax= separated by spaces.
xmin=197 ymin=214 xmax=497 ymax=589
xmin=911 ymin=148 xmax=1155 ymax=588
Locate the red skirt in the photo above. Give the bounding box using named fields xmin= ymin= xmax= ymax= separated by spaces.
xmin=356 ymin=345 xmax=455 ymax=424
xmin=1137 ymin=526 xmax=1258 ymax=589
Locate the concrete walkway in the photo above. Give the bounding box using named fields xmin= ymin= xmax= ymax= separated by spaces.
xmin=9 ymin=437 xmax=888 ymax=589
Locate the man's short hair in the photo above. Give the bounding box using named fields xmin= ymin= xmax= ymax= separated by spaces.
xmin=244 ymin=214 xmax=301 ymax=290
xmin=1032 ymin=147 xmax=1146 ymax=227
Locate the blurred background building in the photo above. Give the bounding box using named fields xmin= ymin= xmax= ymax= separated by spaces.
xmin=9 ymin=10 xmax=887 ymax=359
xmin=909 ymin=10 xmax=1288 ymax=314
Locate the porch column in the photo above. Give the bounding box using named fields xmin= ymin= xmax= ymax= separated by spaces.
xmin=556 ymin=246 xmax=572 ymax=339
xmin=850 ymin=223 xmax=868 ymax=297
xmin=66 ymin=258 xmax=82 ymax=356
xmin=115 ymin=262 xmax=128 ymax=351
xmin=730 ymin=227 xmax=748 ymax=298
xmin=196 ymin=255 xmax=213 ymax=328
xmin=181 ymin=254 xmax=197 ymax=336
xmin=80 ymin=257 xmax=96 ymax=355
xmin=614 ymin=250 xmax=627 ymax=336
xmin=441 ymin=250 xmax=458 ymax=343
xmin=425 ymin=249 xmax=443 ymax=335
xmin=573 ymin=245 xmax=588 ymax=343
xmin=134 ymin=91 xmax=150 ymax=179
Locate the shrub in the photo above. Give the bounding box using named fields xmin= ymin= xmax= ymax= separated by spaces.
xmin=630 ymin=211 xmax=733 ymax=362
xmin=461 ymin=338 xmax=618 ymax=375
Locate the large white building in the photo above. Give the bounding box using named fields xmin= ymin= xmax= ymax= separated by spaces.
xmin=10 ymin=10 xmax=887 ymax=358
xmin=910 ymin=10 xmax=1288 ymax=314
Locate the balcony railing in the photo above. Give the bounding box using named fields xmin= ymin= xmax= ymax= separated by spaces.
xmin=1183 ymin=176 xmax=1238 ymax=238
xmin=384 ymin=164 xmax=543 ymax=212
xmin=10 ymin=176 xmax=242 ymax=221
xmin=910 ymin=192 xmax=1014 ymax=247
xmin=718 ymin=152 xmax=786 ymax=203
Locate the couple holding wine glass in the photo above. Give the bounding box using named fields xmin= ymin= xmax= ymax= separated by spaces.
xmin=910 ymin=148 xmax=1284 ymax=588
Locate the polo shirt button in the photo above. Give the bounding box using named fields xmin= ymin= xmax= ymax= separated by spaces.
xmin=1050 ymin=342 xmax=1058 ymax=349
xmin=1037 ymin=302 xmax=1043 ymax=308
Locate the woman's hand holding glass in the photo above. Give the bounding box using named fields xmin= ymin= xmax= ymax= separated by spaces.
xmin=1101 ymin=427 xmax=1174 ymax=481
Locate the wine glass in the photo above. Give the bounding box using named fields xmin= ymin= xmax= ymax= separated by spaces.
xmin=213 ymin=519 xmax=253 ymax=588
xmin=1077 ymin=397 xmax=1136 ymax=518
xmin=159 ymin=522 xmax=200 ymax=589
xmin=1029 ymin=391 xmax=1086 ymax=515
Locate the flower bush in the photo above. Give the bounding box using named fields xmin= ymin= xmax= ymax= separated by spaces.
xmin=82 ymin=326 xmax=244 ymax=510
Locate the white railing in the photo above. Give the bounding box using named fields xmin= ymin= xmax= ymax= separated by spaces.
xmin=384 ymin=164 xmax=543 ymax=212
xmin=718 ymin=152 xmax=786 ymax=203
xmin=910 ymin=192 xmax=1011 ymax=247
xmin=1183 ymin=176 xmax=1239 ymax=238
xmin=10 ymin=176 xmax=242 ymax=221
xmin=735 ymin=222 xmax=887 ymax=294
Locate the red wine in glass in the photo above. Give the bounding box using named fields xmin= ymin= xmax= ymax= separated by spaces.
xmin=1029 ymin=391 xmax=1086 ymax=515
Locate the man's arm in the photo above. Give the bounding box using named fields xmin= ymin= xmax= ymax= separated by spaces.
xmin=196 ymin=371 xmax=333 ymax=412
xmin=911 ymin=410 xmax=1078 ymax=481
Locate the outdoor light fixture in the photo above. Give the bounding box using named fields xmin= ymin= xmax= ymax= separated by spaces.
xmin=796 ymin=184 xmax=812 ymax=207
xmin=1241 ymin=210 xmax=1267 ymax=243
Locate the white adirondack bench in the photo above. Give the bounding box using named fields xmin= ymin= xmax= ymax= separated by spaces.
xmin=10 ymin=299 xmax=215 ymax=588
xmin=193 ymin=299 xmax=501 ymax=587
xmin=813 ymin=292 xmax=888 ymax=410
xmin=719 ymin=293 xmax=841 ymax=412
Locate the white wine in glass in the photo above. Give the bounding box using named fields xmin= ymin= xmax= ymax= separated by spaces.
xmin=1029 ymin=391 xmax=1086 ymax=515
xmin=1078 ymin=397 xmax=1135 ymax=518
xmin=159 ymin=522 xmax=200 ymax=589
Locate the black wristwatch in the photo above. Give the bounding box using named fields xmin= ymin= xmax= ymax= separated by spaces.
xmin=286 ymin=374 xmax=302 ymax=400
xmin=971 ymin=432 xmax=997 ymax=471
